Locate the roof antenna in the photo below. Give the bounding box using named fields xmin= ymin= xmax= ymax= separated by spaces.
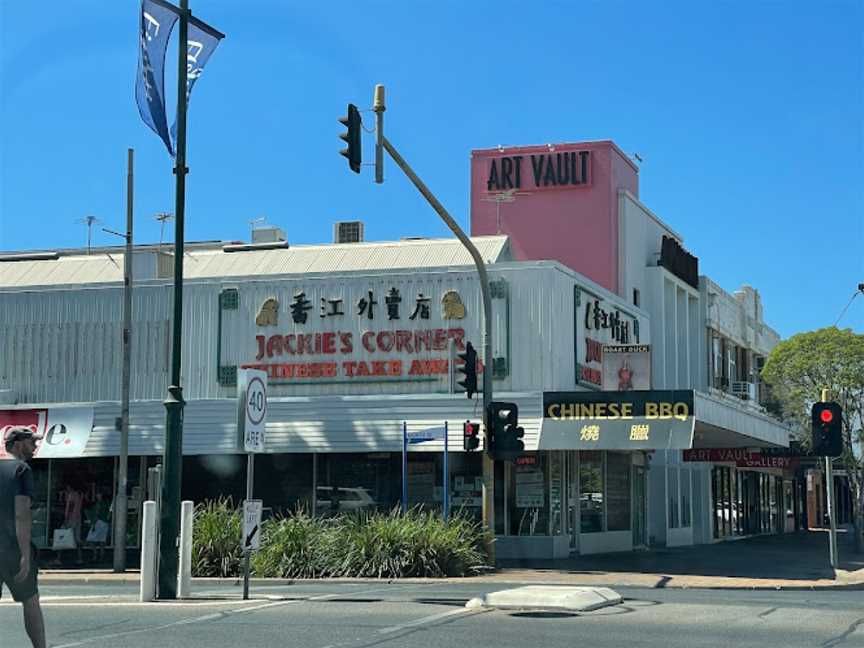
xmin=481 ymin=189 xmax=531 ymax=234
xmin=155 ymin=212 xmax=174 ymax=250
xmin=75 ymin=215 xmax=103 ymax=255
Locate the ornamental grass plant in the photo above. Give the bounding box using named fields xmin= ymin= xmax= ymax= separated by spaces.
xmin=192 ymin=501 xmax=489 ymax=579
xmin=191 ymin=496 xmax=244 ymax=577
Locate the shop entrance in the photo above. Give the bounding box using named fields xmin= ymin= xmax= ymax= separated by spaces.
xmin=633 ymin=465 xmax=647 ymax=548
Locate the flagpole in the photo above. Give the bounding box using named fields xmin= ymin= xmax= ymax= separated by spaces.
xmin=158 ymin=0 xmax=189 ymax=601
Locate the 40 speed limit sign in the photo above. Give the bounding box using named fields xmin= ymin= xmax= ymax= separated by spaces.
xmin=238 ymin=369 xmax=267 ymax=453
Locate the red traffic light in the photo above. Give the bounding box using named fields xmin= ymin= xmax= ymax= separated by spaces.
xmin=820 ymin=409 xmax=834 ymax=424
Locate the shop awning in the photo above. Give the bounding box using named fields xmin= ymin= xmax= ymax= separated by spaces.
xmin=8 ymin=392 xmax=545 ymax=458
xmin=537 ymin=389 xmax=790 ymax=451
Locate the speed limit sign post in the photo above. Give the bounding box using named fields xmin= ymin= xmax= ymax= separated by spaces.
xmin=237 ymin=369 xmax=267 ymax=600
xmin=238 ymin=369 xmax=267 ymax=453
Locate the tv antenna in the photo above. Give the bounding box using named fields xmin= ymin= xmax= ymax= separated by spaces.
xmin=75 ymin=215 xmax=103 ymax=254
xmin=155 ymin=212 xmax=174 ymax=249
xmin=481 ymin=189 xmax=531 ymax=234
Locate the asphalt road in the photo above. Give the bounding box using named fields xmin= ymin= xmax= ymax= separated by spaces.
xmin=2 ymin=581 xmax=863 ymax=648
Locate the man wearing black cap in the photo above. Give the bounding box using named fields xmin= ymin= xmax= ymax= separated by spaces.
xmin=1 ymin=428 xmax=47 ymax=648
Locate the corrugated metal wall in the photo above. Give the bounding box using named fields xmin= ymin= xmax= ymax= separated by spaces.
xmin=1 ymin=261 xmax=646 ymax=405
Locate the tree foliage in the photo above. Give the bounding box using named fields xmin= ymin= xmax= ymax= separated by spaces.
xmin=762 ymin=327 xmax=864 ymax=550
xmin=761 ymin=327 xmax=864 ymax=455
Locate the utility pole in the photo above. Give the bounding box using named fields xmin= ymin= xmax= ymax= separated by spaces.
xmin=115 ymin=149 xmax=134 ymax=572
xmin=101 ymin=151 xmax=135 ymax=572
xmin=372 ymin=85 xmax=496 ymax=561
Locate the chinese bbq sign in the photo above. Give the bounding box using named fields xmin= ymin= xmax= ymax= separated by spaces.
xmin=540 ymin=390 xmax=694 ymax=450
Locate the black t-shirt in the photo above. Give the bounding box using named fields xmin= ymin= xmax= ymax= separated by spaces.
xmin=0 ymin=458 xmax=34 ymax=551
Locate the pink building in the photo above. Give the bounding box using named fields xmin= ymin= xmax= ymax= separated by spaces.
xmin=471 ymin=140 xmax=639 ymax=295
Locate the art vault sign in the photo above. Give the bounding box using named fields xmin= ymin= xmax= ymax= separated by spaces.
xmin=486 ymin=150 xmax=591 ymax=191
xmin=540 ymin=390 xmax=695 ymax=450
xmin=234 ymin=281 xmax=484 ymax=384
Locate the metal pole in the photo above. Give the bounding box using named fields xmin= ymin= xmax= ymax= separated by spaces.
xmin=402 ymin=421 xmax=408 ymax=513
xmin=373 ymin=85 xmax=384 ymax=184
xmin=826 ymin=457 xmax=838 ymax=568
xmin=443 ymin=421 xmax=449 ymax=520
xmin=159 ymin=0 xmax=190 ymax=600
xmin=243 ymin=453 xmax=254 ymax=600
xmin=381 ymin=134 xmax=496 ymax=562
xmin=820 ymin=388 xmax=839 ymax=568
xmin=114 ymin=148 xmax=134 ymax=572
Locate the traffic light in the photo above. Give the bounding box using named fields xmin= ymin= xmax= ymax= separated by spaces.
xmin=339 ymin=103 xmax=362 ymax=173
xmin=812 ymin=401 xmax=842 ymax=457
xmin=463 ymin=420 xmax=480 ymax=451
xmin=487 ymin=401 xmax=524 ymax=462
xmin=456 ymin=342 xmax=478 ymax=399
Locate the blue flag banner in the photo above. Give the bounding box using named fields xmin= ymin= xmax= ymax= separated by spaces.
xmin=169 ymin=15 xmax=224 ymax=147
xmin=136 ymin=0 xmax=179 ymax=156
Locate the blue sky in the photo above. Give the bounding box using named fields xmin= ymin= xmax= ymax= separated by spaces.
xmin=1 ymin=1 xmax=861 ymax=338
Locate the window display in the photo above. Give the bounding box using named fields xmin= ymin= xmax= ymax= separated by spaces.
xmin=579 ymin=451 xmax=603 ymax=533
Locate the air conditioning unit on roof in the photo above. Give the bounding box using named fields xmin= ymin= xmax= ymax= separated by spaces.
xmin=334 ymin=221 xmax=364 ymax=244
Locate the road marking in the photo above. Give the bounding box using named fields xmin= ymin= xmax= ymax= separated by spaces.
xmin=48 ymin=584 xmax=408 ymax=647
xmin=378 ymin=606 xmax=485 ymax=634
xmin=51 ymin=600 xmax=290 ymax=648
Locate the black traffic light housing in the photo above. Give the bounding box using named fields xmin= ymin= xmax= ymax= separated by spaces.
xmin=456 ymin=342 xmax=478 ymax=399
xmin=811 ymin=401 xmax=842 ymax=457
xmin=487 ymin=401 xmax=524 ymax=462
xmin=463 ymin=420 xmax=480 ymax=451
xmin=339 ymin=103 xmax=362 ymax=173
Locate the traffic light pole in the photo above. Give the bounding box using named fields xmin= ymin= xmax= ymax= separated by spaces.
xmin=821 ymin=388 xmax=838 ymax=569
xmin=378 ymin=129 xmax=496 ymax=563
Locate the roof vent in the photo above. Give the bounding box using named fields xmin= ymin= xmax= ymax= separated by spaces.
xmin=334 ymin=221 xmax=364 ymax=244
xmin=252 ymin=226 xmax=287 ymax=244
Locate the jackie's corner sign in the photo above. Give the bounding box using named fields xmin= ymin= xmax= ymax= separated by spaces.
xmin=539 ymin=390 xmax=695 ymax=451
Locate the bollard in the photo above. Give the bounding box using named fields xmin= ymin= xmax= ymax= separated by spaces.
xmin=139 ymin=501 xmax=157 ymax=602
xmin=177 ymin=500 xmax=194 ymax=598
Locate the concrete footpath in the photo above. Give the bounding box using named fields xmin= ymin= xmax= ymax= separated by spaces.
xmin=38 ymin=530 xmax=864 ymax=592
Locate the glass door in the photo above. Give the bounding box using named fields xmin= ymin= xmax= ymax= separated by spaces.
xmin=567 ymin=451 xmax=579 ymax=552
xmin=632 ymin=465 xmax=647 ymax=547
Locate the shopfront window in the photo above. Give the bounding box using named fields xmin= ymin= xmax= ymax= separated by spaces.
xmin=680 ymin=467 xmax=691 ymax=528
xmin=606 ymin=452 xmax=631 ymax=531
xmin=549 ymin=452 xmax=564 ymax=535
xmin=318 ymin=452 xmax=399 ymax=515
xmin=49 ymin=457 xmax=115 ymax=563
xmin=579 ymin=451 xmax=604 ymax=533
xmin=669 ymin=467 xmax=680 ymax=528
xmin=509 ymin=454 xmax=548 ymax=536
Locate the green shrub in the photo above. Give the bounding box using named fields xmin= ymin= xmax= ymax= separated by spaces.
xmin=251 ymin=508 xmax=332 ymax=578
xmin=191 ymin=497 xmax=244 ymax=577
xmin=193 ymin=502 xmax=490 ymax=579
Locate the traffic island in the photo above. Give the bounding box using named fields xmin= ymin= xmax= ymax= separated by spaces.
xmin=466 ymin=586 xmax=622 ymax=612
